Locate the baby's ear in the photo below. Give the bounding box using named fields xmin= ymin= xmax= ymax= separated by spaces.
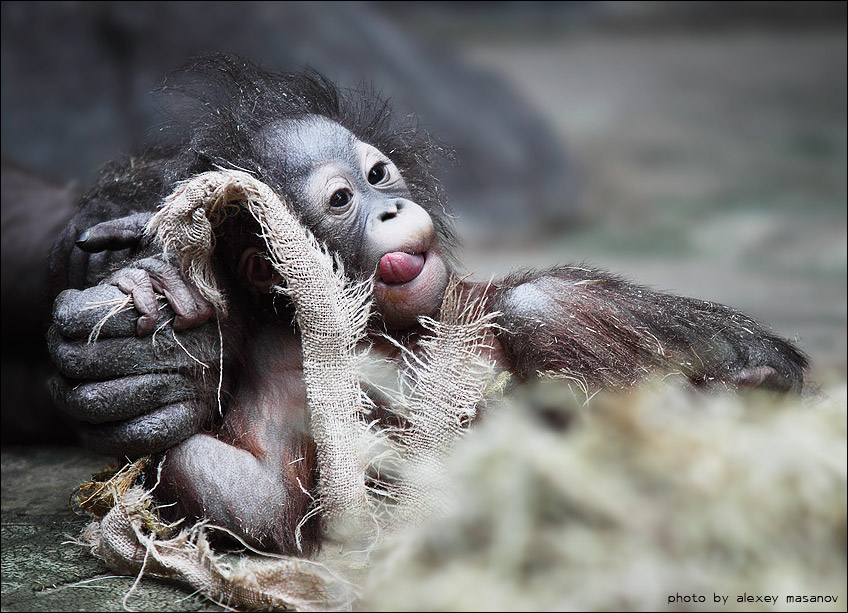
xmin=238 ymin=247 xmax=282 ymax=293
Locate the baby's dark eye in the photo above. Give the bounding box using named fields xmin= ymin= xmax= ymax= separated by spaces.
xmin=368 ymin=162 xmax=388 ymax=185
xmin=329 ymin=188 xmax=353 ymax=209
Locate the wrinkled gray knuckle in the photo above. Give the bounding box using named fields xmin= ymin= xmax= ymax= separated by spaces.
xmin=72 ymin=384 xmax=109 ymax=422
xmin=48 ymin=374 xmax=71 ymax=412
xmin=52 ymin=285 xmax=129 ymax=337
xmin=64 ymin=374 xmax=196 ymax=424
xmin=52 ymin=289 xmax=81 ymax=326
xmin=50 ymin=334 xmax=129 ymax=379
xmin=80 ymin=402 xmax=201 ymax=458
xmin=56 ymin=345 xmax=93 ymax=379
xmin=46 ymin=324 xmax=64 ymax=362
xmin=50 ymin=318 xmax=219 ymax=380
xmin=49 ymin=331 xmax=83 ymax=379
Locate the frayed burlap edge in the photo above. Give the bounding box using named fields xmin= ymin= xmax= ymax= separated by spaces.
xmin=78 ymin=483 xmax=355 ymax=611
xmin=76 ymin=171 xmax=499 ymax=611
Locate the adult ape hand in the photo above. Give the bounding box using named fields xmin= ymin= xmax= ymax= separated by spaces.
xmin=48 ymin=213 xmax=219 ymax=457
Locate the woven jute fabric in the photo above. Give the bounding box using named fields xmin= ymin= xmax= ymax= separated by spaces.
xmin=81 ymin=171 xmax=497 ymax=610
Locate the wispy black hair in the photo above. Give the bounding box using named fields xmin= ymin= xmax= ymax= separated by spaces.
xmin=151 ymin=53 xmax=458 ymax=263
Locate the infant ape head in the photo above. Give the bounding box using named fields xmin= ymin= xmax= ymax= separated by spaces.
xmin=161 ymin=55 xmax=456 ymax=329
xmin=242 ymin=116 xmax=450 ymax=328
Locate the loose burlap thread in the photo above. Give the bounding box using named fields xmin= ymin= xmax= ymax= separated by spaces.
xmin=149 ymin=171 xmax=373 ymax=528
xmin=80 ymin=170 xmax=498 ymax=610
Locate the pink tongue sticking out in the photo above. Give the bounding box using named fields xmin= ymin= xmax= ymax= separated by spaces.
xmin=379 ymin=252 xmax=425 ymax=284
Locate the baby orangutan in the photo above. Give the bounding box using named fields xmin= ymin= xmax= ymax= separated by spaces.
xmin=48 ymin=55 xmax=807 ymax=555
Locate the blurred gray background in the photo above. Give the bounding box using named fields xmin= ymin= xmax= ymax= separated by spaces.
xmin=399 ymin=1 xmax=847 ymax=380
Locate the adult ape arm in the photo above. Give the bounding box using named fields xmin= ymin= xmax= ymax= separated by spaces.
xmin=490 ymin=267 xmax=808 ymax=393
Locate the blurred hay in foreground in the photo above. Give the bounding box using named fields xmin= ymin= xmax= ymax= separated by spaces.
xmin=364 ymin=381 xmax=847 ymax=612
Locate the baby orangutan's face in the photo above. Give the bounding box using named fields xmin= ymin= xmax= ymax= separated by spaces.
xmin=246 ymin=116 xmax=450 ymax=329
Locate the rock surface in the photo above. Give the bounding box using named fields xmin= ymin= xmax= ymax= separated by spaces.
xmin=0 ymin=447 xmax=222 ymax=612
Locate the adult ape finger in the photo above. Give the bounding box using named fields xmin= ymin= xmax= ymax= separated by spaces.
xmin=76 ymin=400 xmax=211 ymax=458
xmin=75 ymin=212 xmax=153 ymax=253
xmin=48 ymin=323 xmax=218 ymax=379
xmin=48 ymin=281 xmax=222 ymax=456
xmin=50 ymin=373 xmax=197 ymax=424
